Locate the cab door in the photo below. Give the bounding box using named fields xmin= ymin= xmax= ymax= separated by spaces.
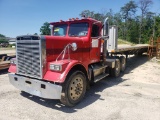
xmin=90 ymin=24 xmax=101 ymax=63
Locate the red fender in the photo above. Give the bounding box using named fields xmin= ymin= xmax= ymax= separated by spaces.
xmin=43 ymin=59 xmax=87 ymax=83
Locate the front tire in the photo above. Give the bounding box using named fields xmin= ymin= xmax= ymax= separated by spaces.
xmin=60 ymin=71 xmax=87 ymax=107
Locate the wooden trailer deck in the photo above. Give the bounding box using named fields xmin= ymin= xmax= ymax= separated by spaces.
xmin=110 ymin=44 xmax=149 ymax=55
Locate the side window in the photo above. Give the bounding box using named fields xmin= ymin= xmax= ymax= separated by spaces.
xmin=54 ymin=28 xmax=64 ymax=36
xmin=53 ymin=24 xmax=67 ymax=36
xmin=91 ymin=24 xmax=99 ymax=37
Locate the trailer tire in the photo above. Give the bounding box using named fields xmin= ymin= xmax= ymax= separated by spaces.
xmin=111 ymin=59 xmax=120 ymax=77
xmin=135 ymin=52 xmax=143 ymax=56
xmin=60 ymin=71 xmax=87 ymax=107
xmin=120 ymin=56 xmax=126 ymax=72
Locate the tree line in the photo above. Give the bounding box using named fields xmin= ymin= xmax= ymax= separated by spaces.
xmin=0 ymin=34 xmax=8 ymax=43
xmin=2 ymin=0 xmax=159 ymax=44
xmin=40 ymin=0 xmax=160 ymax=44
xmin=79 ymin=0 xmax=160 ymax=43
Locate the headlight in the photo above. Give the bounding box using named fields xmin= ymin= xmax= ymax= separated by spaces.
xmin=50 ymin=64 xmax=62 ymax=71
xmin=10 ymin=58 xmax=16 ymax=65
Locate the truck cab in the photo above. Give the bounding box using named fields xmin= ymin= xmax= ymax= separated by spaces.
xmin=8 ymin=17 xmax=120 ymax=106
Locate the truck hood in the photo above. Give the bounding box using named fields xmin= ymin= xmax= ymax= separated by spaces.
xmin=45 ymin=36 xmax=86 ymax=62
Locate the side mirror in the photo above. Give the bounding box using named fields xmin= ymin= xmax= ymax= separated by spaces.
xmin=71 ymin=43 xmax=77 ymax=51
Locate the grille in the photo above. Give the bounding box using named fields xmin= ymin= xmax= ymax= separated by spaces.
xmin=16 ymin=36 xmax=42 ymax=78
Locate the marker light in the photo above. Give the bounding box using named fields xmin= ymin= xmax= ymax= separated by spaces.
xmin=10 ymin=58 xmax=16 ymax=65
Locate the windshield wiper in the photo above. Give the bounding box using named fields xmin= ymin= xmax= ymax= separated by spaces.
xmin=70 ymin=34 xmax=78 ymax=37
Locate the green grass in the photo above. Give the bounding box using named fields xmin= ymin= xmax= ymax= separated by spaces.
xmin=0 ymin=47 xmax=15 ymax=50
xmin=118 ymin=39 xmax=135 ymax=45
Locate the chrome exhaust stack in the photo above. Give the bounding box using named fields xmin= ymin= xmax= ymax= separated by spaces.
xmin=103 ymin=18 xmax=109 ymax=62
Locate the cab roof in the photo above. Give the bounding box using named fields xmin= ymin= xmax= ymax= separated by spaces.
xmin=50 ymin=18 xmax=102 ymax=25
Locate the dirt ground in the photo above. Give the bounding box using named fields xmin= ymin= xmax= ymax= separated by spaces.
xmin=0 ymin=54 xmax=160 ymax=120
xmin=0 ymin=48 xmax=16 ymax=55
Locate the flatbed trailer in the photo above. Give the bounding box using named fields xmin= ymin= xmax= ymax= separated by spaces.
xmin=112 ymin=44 xmax=149 ymax=54
xmin=109 ymin=44 xmax=149 ymax=60
xmin=107 ymin=26 xmax=149 ymax=58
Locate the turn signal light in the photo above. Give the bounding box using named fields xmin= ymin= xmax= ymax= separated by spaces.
xmin=10 ymin=58 xmax=16 ymax=65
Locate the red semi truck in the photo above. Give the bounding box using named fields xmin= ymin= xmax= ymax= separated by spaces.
xmin=8 ymin=17 xmax=148 ymax=106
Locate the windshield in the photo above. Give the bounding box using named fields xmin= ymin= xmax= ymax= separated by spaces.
xmin=53 ymin=24 xmax=67 ymax=36
xmin=68 ymin=23 xmax=89 ymax=37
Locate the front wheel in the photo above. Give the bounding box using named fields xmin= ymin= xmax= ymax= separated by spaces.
xmin=60 ymin=71 xmax=87 ymax=107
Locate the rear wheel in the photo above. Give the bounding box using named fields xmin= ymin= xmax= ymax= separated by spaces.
xmin=120 ymin=56 xmax=126 ymax=72
xmin=60 ymin=71 xmax=87 ymax=107
xmin=111 ymin=59 xmax=120 ymax=77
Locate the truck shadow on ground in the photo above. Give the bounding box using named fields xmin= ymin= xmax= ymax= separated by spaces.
xmin=0 ymin=69 xmax=8 ymax=75
xmin=21 ymin=54 xmax=148 ymax=113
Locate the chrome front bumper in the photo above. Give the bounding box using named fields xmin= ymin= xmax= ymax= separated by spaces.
xmin=8 ymin=73 xmax=62 ymax=99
